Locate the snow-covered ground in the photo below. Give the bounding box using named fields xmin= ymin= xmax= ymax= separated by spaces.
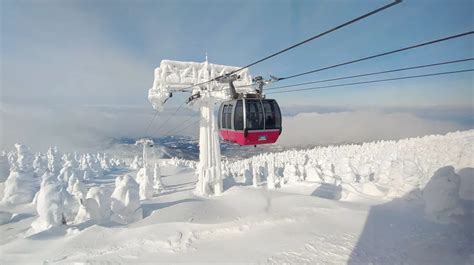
xmin=0 ymin=131 xmax=473 ymax=264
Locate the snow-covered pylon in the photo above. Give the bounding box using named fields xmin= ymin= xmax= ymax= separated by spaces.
xmin=195 ymin=97 xmax=223 ymax=195
xmin=135 ymin=138 xmax=154 ymax=168
xmin=148 ymin=59 xmax=253 ymax=196
xmin=153 ymin=162 xmax=164 ymax=192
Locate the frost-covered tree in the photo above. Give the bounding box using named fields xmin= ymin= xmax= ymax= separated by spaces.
xmin=130 ymin=155 xmax=141 ymax=170
xmin=58 ymin=160 xmax=76 ymax=184
xmin=47 ymin=147 xmax=62 ymax=176
xmin=33 ymin=153 xmax=47 ymax=178
xmin=74 ymin=197 xmax=101 ymax=224
xmin=31 ymin=172 xmax=70 ymax=232
xmin=86 ymin=187 xmax=111 ymax=219
xmin=251 ymin=160 xmax=261 ymax=188
xmin=0 ymin=151 xmax=10 ymax=182
xmin=2 ymin=144 xmax=38 ymax=204
xmin=7 ymin=151 xmax=17 ymax=169
xmin=74 ymin=186 xmax=111 ymax=224
xmin=100 ymin=153 xmax=113 ymax=171
xmin=244 ymin=162 xmax=253 ymax=185
xmin=283 ymin=163 xmax=300 ymax=184
xmin=266 ymin=159 xmax=277 ymax=190
xmin=87 ymin=186 xmax=111 ymax=219
xmin=79 ymin=154 xmax=92 ymax=180
xmin=87 ymin=153 xmax=103 ymax=179
xmin=136 ymin=167 xmax=154 ymax=200
xmin=423 ymin=166 xmax=463 ymax=223
xmin=67 ymin=174 xmax=86 ymax=201
xmin=110 ymin=175 xmax=143 ymax=224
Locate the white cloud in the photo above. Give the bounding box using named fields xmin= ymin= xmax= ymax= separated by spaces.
xmin=1 ymin=103 xmax=469 ymax=153
xmin=0 ymin=104 xmax=199 ymax=152
xmin=278 ymin=110 xmax=468 ymax=147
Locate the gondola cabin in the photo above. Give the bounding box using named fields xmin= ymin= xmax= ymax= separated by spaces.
xmin=218 ymin=98 xmax=282 ymax=146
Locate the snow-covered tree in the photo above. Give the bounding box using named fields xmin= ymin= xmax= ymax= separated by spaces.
xmin=130 ymin=155 xmax=141 ymax=170
xmin=2 ymin=144 xmax=38 ymax=204
xmin=423 ymin=166 xmax=463 ymax=223
xmin=252 ymin=160 xmax=260 ymax=188
xmin=33 ymin=153 xmax=47 ymax=178
xmin=30 ymin=172 xmax=70 ymax=232
xmin=136 ymin=167 xmax=154 ymax=200
xmin=99 ymin=153 xmax=111 ymax=171
xmin=266 ymin=159 xmax=277 ymax=190
xmin=110 ymin=175 xmax=143 ymax=224
xmin=67 ymin=174 xmax=86 ymax=201
xmin=243 ymin=162 xmax=253 ymax=185
xmin=74 ymin=186 xmax=111 ymax=224
xmin=283 ymin=163 xmax=300 ymax=184
xmin=7 ymin=151 xmax=17 ymax=169
xmin=87 ymin=186 xmax=111 ymax=220
xmin=79 ymin=154 xmax=93 ymax=180
xmin=47 ymin=147 xmax=62 ymax=176
xmin=58 ymin=160 xmax=76 ymax=184
xmin=87 ymin=153 xmax=103 ymax=179
xmin=0 ymin=151 xmax=10 ymax=182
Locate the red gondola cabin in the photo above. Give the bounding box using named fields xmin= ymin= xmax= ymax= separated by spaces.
xmin=218 ymin=98 xmax=282 ymax=146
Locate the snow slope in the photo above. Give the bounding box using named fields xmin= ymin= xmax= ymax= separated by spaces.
xmin=0 ymin=130 xmax=473 ymax=264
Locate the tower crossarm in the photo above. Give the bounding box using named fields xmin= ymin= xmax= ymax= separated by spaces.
xmin=148 ymin=60 xmax=254 ymax=111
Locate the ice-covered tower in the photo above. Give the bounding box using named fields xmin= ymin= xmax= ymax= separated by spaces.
xmin=148 ymin=60 xmax=253 ymax=196
xmin=153 ymin=162 xmax=164 ymax=192
xmin=135 ymin=138 xmax=154 ymax=167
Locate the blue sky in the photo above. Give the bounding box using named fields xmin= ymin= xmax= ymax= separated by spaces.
xmin=1 ymin=0 xmax=473 ymax=107
xmin=1 ymin=0 xmax=473 ymax=151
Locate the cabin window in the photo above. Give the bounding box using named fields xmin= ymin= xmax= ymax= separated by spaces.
xmin=222 ymin=105 xmax=228 ymax=129
xmin=234 ymin=100 xmax=244 ymax=130
xmin=263 ymin=100 xmax=281 ymax=129
xmin=246 ymin=100 xmax=264 ymax=130
xmin=219 ymin=105 xmax=223 ymax=129
xmin=225 ymin=104 xmax=233 ymax=129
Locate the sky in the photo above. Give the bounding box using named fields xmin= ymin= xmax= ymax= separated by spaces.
xmin=0 ymin=0 xmax=473 ymax=151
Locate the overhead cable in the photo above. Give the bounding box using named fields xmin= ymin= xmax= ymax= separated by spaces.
xmin=178 ymin=0 xmax=403 ymax=91
xmin=268 ymin=69 xmax=474 ymax=94
xmin=267 ymin=57 xmax=474 ymax=91
xmin=277 ymin=31 xmax=474 ymax=81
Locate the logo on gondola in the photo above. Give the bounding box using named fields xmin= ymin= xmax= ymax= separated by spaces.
xmin=258 ymin=135 xmax=267 ymax=141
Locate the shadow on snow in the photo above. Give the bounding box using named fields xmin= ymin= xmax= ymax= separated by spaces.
xmin=348 ymin=166 xmax=474 ymax=264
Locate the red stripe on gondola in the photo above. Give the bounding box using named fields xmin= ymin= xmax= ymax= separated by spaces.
xmin=219 ymin=129 xmax=280 ymax=146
